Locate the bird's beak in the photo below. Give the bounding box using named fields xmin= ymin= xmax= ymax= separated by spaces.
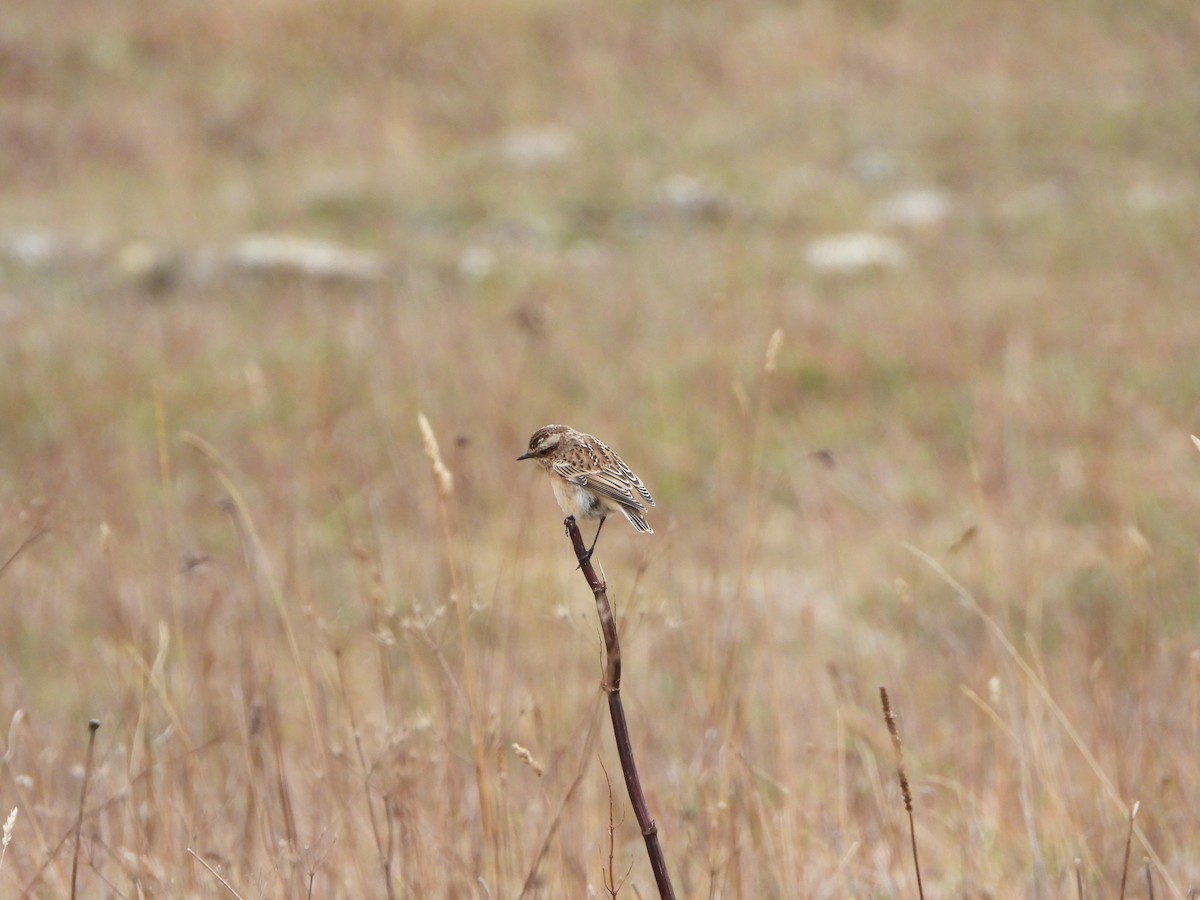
xmin=517 ymin=451 xmax=533 ymax=461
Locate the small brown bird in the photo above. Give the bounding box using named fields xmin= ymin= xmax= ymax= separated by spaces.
xmin=518 ymin=424 xmax=655 ymax=559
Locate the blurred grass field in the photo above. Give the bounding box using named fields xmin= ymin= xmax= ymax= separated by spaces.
xmin=2 ymin=0 xmax=1200 ymax=895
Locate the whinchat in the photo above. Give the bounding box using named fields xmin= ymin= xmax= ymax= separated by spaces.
xmin=518 ymin=424 xmax=655 ymax=558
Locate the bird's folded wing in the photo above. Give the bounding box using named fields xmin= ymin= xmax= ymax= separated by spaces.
xmin=552 ymin=461 xmax=648 ymax=510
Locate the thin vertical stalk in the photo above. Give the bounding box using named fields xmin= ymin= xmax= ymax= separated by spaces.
xmin=564 ymin=516 xmax=675 ymax=900
xmin=70 ymin=720 xmax=100 ymax=900
xmin=880 ymin=688 xmax=924 ymax=900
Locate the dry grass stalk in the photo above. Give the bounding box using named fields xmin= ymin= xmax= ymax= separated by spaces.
xmin=599 ymin=758 xmax=631 ymax=898
xmin=741 ymin=328 xmax=785 ymax=560
xmin=904 ymin=543 xmax=1184 ymax=899
xmin=187 ymin=847 xmax=246 ymax=899
xmin=181 ymin=431 xmax=323 ymax=754
xmin=518 ymin=697 xmax=603 ymax=897
xmin=0 ymin=522 xmax=49 ymax=582
xmin=70 ymin=719 xmax=100 ymax=900
xmin=879 ymin=687 xmax=924 ymax=900
xmin=336 ymin=650 xmax=396 ymax=899
xmin=1119 ymin=801 xmax=1140 ymax=900
xmin=417 ymin=411 xmax=496 ymax=880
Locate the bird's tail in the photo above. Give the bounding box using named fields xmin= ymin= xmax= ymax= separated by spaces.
xmin=620 ymin=506 xmax=653 ymax=534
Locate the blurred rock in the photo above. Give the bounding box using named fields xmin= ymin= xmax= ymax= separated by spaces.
xmin=498 ymin=125 xmax=578 ymax=169
xmin=804 ymin=232 xmax=909 ymax=274
xmin=871 ymin=187 xmax=953 ymax=230
xmin=1126 ymin=181 xmax=1184 ymax=214
xmin=656 ymin=173 xmax=732 ymax=221
xmin=117 ymin=241 xmax=183 ymax=295
xmin=458 ymin=245 xmax=497 ymax=282
xmin=850 ymin=147 xmax=900 ymax=183
xmin=230 ymin=234 xmax=384 ymax=281
xmin=4 ymin=230 xmax=65 ymax=268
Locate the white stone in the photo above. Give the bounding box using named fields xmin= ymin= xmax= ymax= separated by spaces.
xmin=804 ymin=232 xmax=909 ymax=274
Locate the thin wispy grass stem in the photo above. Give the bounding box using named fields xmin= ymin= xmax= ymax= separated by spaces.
xmin=417 ymin=412 xmax=497 ymax=884
xmin=187 ymin=847 xmax=247 ymax=899
xmin=903 ymin=543 xmax=1183 ymax=900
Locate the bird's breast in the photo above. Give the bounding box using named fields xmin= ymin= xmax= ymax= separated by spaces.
xmin=550 ymin=478 xmax=607 ymax=519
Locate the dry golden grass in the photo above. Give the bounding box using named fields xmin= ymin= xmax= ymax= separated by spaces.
xmin=1 ymin=0 xmax=1199 ymax=895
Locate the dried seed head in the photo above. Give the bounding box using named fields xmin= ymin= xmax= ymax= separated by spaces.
xmin=2 ymin=807 xmax=16 ymax=848
xmin=512 ymin=743 xmax=544 ymax=777
xmin=417 ymin=412 xmax=454 ymax=497
xmin=880 ymin=687 xmax=913 ymax=813
xmin=764 ymin=328 xmax=784 ymax=374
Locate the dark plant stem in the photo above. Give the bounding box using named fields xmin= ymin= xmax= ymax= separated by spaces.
xmin=71 ymin=719 xmax=100 ymax=900
xmin=0 ymin=521 xmax=49 ymax=581
xmin=564 ymin=516 xmax=676 ymax=900
xmin=880 ymin=688 xmax=925 ymax=900
xmin=1119 ymin=801 xmax=1139 ymax=900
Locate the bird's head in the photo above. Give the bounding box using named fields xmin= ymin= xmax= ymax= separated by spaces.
xmin=517 ymin=424 xmax=569 ymax=462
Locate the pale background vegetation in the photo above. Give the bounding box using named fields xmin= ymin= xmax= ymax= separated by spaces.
xmin=1 ymin=0 xmax=1199 ymax=896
